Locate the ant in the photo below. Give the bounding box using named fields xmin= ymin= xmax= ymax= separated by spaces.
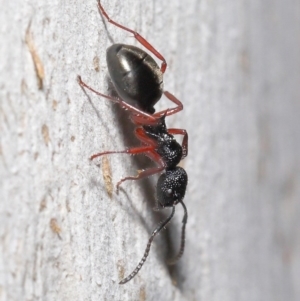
xmin=78 ymin=1 xmax=188 ymax=284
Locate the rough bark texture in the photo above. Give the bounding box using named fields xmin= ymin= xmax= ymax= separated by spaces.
xmin=1 ymin=0 xmax=299 ymax=300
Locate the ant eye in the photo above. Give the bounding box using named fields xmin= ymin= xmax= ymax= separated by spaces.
xmin=167 ymin=188 xmax=172 ymax=196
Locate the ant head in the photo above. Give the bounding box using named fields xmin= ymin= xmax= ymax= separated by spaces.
xmin=156 ymin=167 xmax=188 ymax=207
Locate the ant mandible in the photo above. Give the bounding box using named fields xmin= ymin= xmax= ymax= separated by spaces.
xmin=77 ymin=0 xmax=188 ymax=284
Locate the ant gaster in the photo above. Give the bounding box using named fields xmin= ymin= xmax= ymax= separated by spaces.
xmin=78 ymin=1 xmax=188 ymax=284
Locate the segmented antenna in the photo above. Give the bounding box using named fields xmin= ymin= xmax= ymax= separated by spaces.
xmin=119 ymin=206 xmax=176 ymax=284
xmin=168 ymin=201 xmax=188 ymax=265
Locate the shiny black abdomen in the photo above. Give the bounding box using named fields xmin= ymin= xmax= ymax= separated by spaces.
xmin=106 ymin=44 xmax=163 ymax=114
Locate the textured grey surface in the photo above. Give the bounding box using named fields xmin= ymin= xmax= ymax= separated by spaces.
xmin=1 ymin=0 xmax=300 ymax=300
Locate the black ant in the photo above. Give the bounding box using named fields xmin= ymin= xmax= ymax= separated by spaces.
xmin=77 ymin=1 xmax=188 ymax=284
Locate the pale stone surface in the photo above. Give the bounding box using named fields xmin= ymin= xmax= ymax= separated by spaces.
xmin=1 ymin=0 xmax=299 ymax=300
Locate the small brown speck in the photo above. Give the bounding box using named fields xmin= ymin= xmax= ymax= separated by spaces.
xmin=52 ymin=100 xmax=58 ymax=110
xmin=50 ymin=218 xmax=62 ymax=239
xmin=117 ymin=260 xmax=125 ymax=280
xmin=54 ymin=262 xmax=60 ymax=268
xmin=25 ymin=22 xmax=45 ymax=90
xmin=39 ymin=198 xmax=47 ymax=211
xmin=42 ymin=17 xmax=50 ymax=26
xmin=66 ymin=199 xmax=71 ymax=212
xmin=102 ymin=156 xmax=113 ymax=198
xmin=21 ymin=79 xmax=28 ymax=94
xmin=34 ymin=152 xmax=39 ymax=160
xmin=41 ymin=124 xmax=50 ymax=145
xmin=70 ymin=136 xmax=75 ymax=142
xmin=93 ymin=56 xmax=100 ymax=72
xmin=139 ymin=286 xmax=146 ymax=301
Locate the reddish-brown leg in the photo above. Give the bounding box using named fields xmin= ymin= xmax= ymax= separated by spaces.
xmin=130 ymin=114 xmax=161 ymax=126
xmin=154 ymin=91 xmax=184 ymax=118
xmin=90 ymin=145 xmax=154 ymax=161
xmin=116 ymin=151 xmax=165 ymax=189
xmin=77 ymin=75 xmax=156 ymax=123
xmin=168 ymin=128 xmax=188 ymax=158
xmin=90 ymin=145 xmax=164 ymax=186
xmin=134 ymin=127 xmax=158 ymax=147
xmin=97 ymin=0 xmax=167 ymax=73
xmin=90 ymin=135 xmax=163 ymax=188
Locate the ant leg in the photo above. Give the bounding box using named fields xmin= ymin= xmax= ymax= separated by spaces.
xmin=130 ymin=114 xmax=161 ymax=126
xmin=168 ymin=128 xmax=188 ymax=157
xmin=167 ymin=201 xmax=188 ymax=265
xmin=120 ymin=206 xmax=176 ymax=284
xmin=90 ymin=127 xmax=157 ymax=161
xmin=154 ymin=91 xmax=183 ymax=117
xmin=116 ymin=152 xmax=165 ymax=188
xmin=134 ymin=127 xmax=158 ymax=147
xmin=116 ymin=165 xmax=165 ymax=189
xmin=97 ymin=1 xmax=167 ymax=73
xmin=90 ymin=145 xmax=154 ymax=161
xmin=77 ymin=75 xmax=156 ymax=122
xmin=90 ymin=143 xmax=164 ymax=189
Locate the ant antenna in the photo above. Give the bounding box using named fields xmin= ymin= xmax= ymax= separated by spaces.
xmin=168 ymin=201 xmax=188 ymax=265
xmin=119 ymin=206 xmax=176 ymax=284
